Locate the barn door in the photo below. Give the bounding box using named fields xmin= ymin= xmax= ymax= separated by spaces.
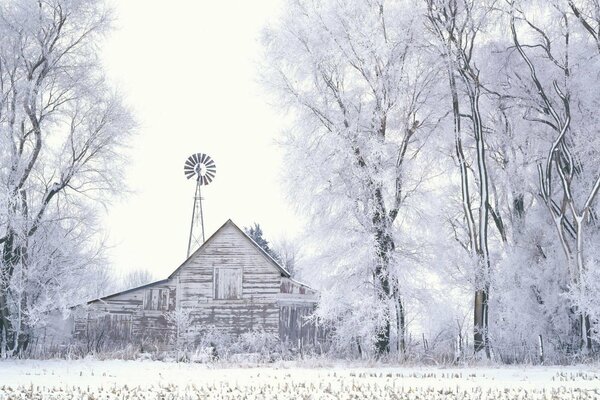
xmin=214 ymin=267 xmax=242 ymax=299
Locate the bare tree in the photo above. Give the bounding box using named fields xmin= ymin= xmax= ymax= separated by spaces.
xmin=0 ymin=0 xmax=134 ymax=355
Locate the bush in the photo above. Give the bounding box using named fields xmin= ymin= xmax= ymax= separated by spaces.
xmin=239 ymin=329 xmax=280 ymax=354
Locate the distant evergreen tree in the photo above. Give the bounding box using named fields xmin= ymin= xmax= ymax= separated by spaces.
xmin=244 ymin=223 xmax=281 ymax=263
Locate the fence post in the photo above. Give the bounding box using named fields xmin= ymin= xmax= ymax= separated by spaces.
xmin=538 ymin=334 xmax=544 ymax=364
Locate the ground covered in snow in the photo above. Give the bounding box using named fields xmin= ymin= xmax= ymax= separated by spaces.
xmin=1 ymin=360 xmax=599 ymax=399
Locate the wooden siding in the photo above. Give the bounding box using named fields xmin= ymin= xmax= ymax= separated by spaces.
xmin=73 ymin=281 xmax=176 ymax=347
xmin=278 ymin=279 xmax=321 ymax=346
xmin=173 ymin=222 xmax=283 ymax=336
xmin=279 ymin=304 xmax=320 ymax=347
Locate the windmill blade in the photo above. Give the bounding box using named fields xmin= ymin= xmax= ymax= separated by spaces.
xmin=184 ymin=164 xmax=195 ymax=173
xmin=184 ymin=163 xmax=196 ymax=179
xmin=184 ymin=166 xmax=195 ymax=175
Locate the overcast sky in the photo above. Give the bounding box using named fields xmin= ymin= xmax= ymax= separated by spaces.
xmin=100 ymin=0 xmax=301 ymax=280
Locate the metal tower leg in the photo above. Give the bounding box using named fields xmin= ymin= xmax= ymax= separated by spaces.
xmin=187 ymin=180 xmax=206 ymax=257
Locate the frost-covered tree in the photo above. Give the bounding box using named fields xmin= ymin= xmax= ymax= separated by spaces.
xmin=507 ymin=0 xmax=600 ymax=353
xmin=121 ymin=269 xmax=155 ymax=290
xmin=263 ymin=0 xmax=436 ymax=356
xmin=0 ymin=0 xmax=134 ymax=355
xmin=244 ymin=223 xmax=281 ymax=263
xmin=163 ymin=306 xmax=193 ymax=360
xmin=245 ymin=224 xmax=301 ymax=277
xmin=424 ymin=0 xmax=502 ymax=358
xmin=422 ymin=0 xmax=600 ymax=359
xmin=272 ymin=237 xmax=300 ymax=277
xmin=261 ymin=0 xmax=600 ymax=361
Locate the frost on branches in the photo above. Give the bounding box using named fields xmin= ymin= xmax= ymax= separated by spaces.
xmin=0 ymin=0 xmax=134 ymax=356
xmin=508 ymin=0 xmax=600 ymax=354
xmin=263 ymin=0 xmax=437 ymax=357
xmin=263 ymin=0 xmax=600 ymax=362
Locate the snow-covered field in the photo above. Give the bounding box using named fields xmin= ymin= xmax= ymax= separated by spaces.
xmin=1 ymin=360 xmax=600 ymax=399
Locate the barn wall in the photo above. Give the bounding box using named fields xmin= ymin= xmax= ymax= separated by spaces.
xmin=73 ymin=281 xmax=176 ymax=350
xmin=174 ymin=223 xmax=282 ymax=336
xmin=279 ymin=303 xmax=317 ymax=346
xmin=278 ymin=278 xmax=321 ymax=347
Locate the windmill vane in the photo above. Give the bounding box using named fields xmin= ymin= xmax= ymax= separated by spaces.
xmin=184 ymin=153 xmax=216 ymax=185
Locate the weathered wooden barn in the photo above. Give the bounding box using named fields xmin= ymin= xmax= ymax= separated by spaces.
xmin=70 ymin=220 xmax=319 ymax=350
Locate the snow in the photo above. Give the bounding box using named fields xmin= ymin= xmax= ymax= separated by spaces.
xmin=1 ymin=360 xmax=600 ymax=399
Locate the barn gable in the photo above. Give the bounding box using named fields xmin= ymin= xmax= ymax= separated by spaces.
xmin=168 ymin=219 xmax=291 ymax=281
xmin=171 ymin=220 xmax=293 ymax=335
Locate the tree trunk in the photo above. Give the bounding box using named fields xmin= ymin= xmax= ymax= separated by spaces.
xmin=395 ymin=290 xmax=406 ymax=356
xmin=374 ymin=257 xmax=391 ymax=355
xmin=0 ymin=230 xmax=29 ymax=354
xmin=446 ymin=53 xmax=492 ymax=358
xmin=0 ymin=235 xmax=16 ymax=353
xmin=584 ymin=315 xmax=592 ymax=352
xmin=373 ymin=186 xmax=394 ymax=356
xmin=473 ymin=287 xmax=489 ymax=356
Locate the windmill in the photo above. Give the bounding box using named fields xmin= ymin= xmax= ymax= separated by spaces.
xmin=184 ymin=153 xmax=216 ymax=257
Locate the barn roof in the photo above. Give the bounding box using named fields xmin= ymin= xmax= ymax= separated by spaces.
xmin=168 ymin=219 xmax=292 ymax=279
xmin=85 ymin=219 xmax=292 ymax=305
xmin=85 ymin=279 xmax=169 ymax=304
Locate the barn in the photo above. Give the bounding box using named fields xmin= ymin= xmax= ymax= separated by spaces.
xmin=70 ymin=219 xmax=319 ymax=351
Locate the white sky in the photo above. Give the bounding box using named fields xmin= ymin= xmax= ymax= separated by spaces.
xmin=100 ymin=0 xmax=301 ymax=279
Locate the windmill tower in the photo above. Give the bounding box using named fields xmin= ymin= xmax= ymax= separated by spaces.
xmin=184 ymin=153 xmax=216 ymax=257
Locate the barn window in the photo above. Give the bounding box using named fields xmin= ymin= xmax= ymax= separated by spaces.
xmin=144 ymin=289 xmax=170 ymax=311
xmin=214 ymin=267 xmax=242 ymax=300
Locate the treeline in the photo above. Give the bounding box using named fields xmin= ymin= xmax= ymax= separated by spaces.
xmin=262 ymin=0 xmax=600 ymax=362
